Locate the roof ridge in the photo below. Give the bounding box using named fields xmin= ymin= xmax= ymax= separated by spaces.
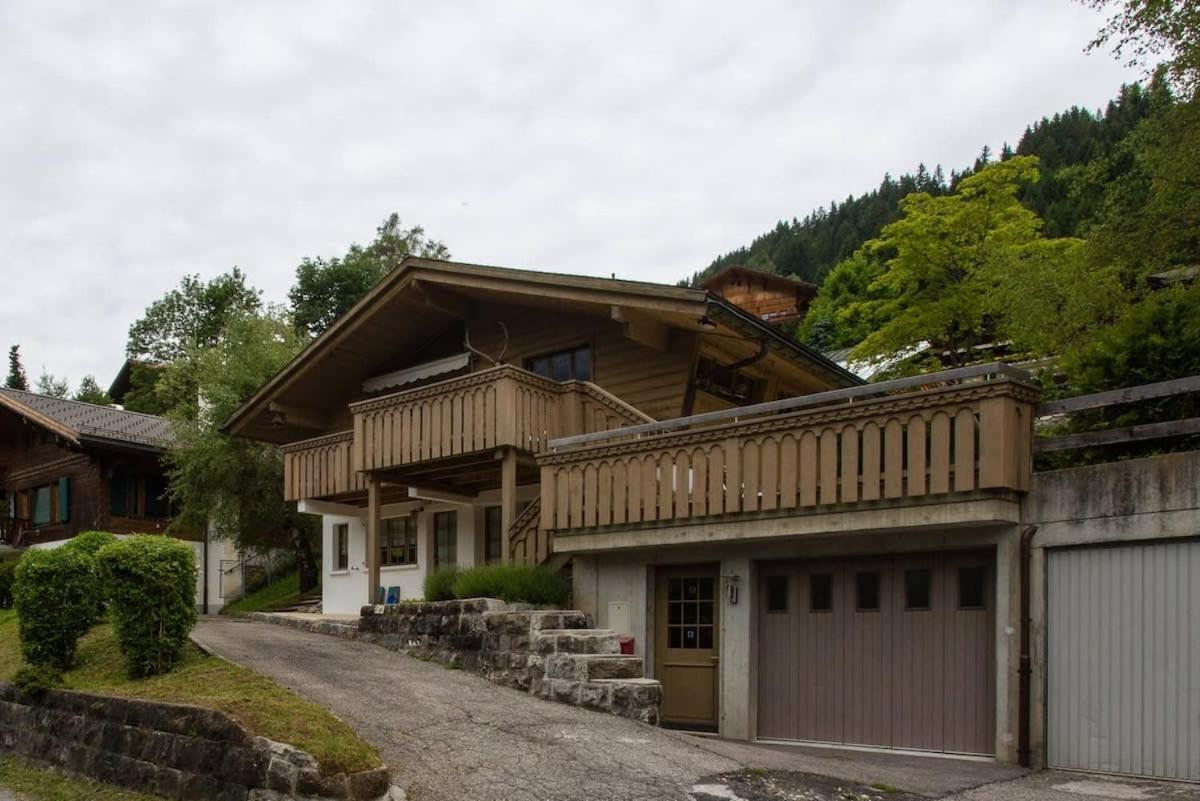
xmin=0 ymin=387 xmax=169 ymax=422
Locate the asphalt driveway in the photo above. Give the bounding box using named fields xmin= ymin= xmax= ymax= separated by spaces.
xmin=192 ymin=619 xmax=1190 ymax=801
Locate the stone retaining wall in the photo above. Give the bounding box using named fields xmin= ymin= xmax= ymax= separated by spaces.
xmin=254 ymin=600 xmax=662 ymax=725
xmin=0 ymin=684 xmax=394 ymax=801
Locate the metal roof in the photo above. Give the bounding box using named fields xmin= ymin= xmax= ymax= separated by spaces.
xmin=0 ymin=388 xmax=175 ymax=451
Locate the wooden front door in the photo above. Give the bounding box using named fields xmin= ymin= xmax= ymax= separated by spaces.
xmin=655 ymin=564 xmax=720 ymax=731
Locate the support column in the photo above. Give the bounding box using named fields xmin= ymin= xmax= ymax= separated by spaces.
xmin=366 ymin=475 xmax=381 ymax=605
xmin=500 ymin=448 xmax=518 ymax=564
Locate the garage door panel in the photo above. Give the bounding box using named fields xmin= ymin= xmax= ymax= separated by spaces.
xmin=756 ymin=571 xmax=797 ymax=740
xmin=798 ymin=566 xmax=845 ymax=744
xmin=942 ymin=552 xmax=995 ymax=756
xmin=892 ymin=555 xmax=945 ymax=752
xmin=843 ymin=560 xmax=893 ymax=748
xmin=1047 ymin=540 xmax=1200 ymax=781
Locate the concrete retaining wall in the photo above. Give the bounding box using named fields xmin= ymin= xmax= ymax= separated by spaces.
xmin=0 ymin=683 xmax=393 ymax=801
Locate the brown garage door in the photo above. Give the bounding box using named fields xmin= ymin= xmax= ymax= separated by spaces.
xmin=757 ymin=551 xmax=994 ymax=755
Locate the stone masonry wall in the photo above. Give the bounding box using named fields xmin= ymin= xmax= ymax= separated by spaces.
xmin=255 ymin=599 xmax=662 ymax=725
xmin=0 ymin=684 xmax=393 ymax=801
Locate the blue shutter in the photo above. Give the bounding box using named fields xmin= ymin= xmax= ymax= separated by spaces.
xmin=58 ymin=477 xmax=69 ymax=523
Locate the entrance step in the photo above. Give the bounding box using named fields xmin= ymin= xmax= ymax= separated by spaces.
xmin=534 ymin=629 xmax=621 ymax=655
xmin=543 ymin=653 xmax=644 ymax=681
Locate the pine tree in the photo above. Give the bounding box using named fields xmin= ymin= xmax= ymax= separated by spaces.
xmin=73 ymin=375 xmax=112 ymax=406
xmin=5 ymin=346 xmax=28 ymax=390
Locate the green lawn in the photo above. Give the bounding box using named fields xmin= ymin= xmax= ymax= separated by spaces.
xmin=0 ymin=609 xmax=379 ymax=777
xmin=221 ymin=570 xmax=307 ymax=616
xmin=0 ymin=756 xmax=163 ymax=801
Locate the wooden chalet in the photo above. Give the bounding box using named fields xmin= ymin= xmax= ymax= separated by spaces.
xmin=699 ymin=265 xmax=816 ymax=326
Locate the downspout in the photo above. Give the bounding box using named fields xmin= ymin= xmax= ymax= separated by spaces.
xmin=202 ymin=526 xmax=209 ymax=616
xmin=1018 ymin=523 xmax=1038 ymax=768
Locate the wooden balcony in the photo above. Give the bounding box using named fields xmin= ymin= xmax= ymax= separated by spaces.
xmin=282 ymin=431 xmax=364 ymax=502
xmin=282 ymin=365 xmax=652 ymax=502
xmin=538 ymin=363 xmax=1039 ymax=536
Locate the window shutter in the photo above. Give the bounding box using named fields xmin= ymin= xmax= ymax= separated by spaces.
xmin=58 ymin=477 xmax=69 ymax=523
xmin=110 ymin=469 xmax=128 ymax=516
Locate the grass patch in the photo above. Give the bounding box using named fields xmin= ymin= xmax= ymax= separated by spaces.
xmin=0 ymin=756 xmax=163 ymax=801
xmin=0 ymin=609 xmax=379 ymax=776
xmin=221 ymin=570 xmax=305 ymax=616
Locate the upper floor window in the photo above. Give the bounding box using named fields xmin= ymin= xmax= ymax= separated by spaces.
xmin=110 ymin=467 xmax=174 ymax=520
xmin=526 ymin=346 xmax=592 ymax=382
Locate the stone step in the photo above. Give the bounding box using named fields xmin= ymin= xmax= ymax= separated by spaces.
xmin=534 ymin=629 xmax=621 ymax=655
xmin=543 ymin=653 xmax=645 ymax=681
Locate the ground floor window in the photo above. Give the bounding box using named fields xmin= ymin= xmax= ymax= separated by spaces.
xmin=381 ymin=515 xmax=417 ymax=566
xmin=484 ymin=506 xmax=502 ymax=564
xmin=334 ymin=523 xmax=349 ymax=571
xmin=434 ymin=511 xmax=457 ymax=569
xmin=15 ymin=477 xmax=69 ymax=527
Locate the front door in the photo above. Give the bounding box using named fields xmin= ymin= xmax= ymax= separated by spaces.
xmin=654 ymin=564 xmax=720 ymax=731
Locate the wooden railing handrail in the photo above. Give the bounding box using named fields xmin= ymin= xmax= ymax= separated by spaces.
xmin=563 ymin=381 xmax=656 ymax=425
xmin=1036 ymin=374 xmax=1200 ymax=416
xmin=280 ymin=429 xmax=354 ymax=454
xmin=549 ymin=361 xmax=1036 ymax=451
xmin=349 ymin=363 xmax=561 ymax=414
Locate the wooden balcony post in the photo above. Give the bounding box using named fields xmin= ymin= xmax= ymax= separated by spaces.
xmin=979 ymin=395 xmax=1022 ymax=490
xmin=500 ymin=448 xmax=518 ymax=564
xmin=495 ymin=374 xmax=517 ymax=448
xmin=366 ymin=474 xmax=381 ymax=604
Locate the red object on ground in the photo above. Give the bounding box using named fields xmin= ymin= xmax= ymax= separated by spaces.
xmin=618 ymin=636 xmax=635 ymax=655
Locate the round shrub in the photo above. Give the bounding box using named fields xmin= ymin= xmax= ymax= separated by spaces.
xmin=97 ymin=535 xmax=197 ymax=678
xmin=451 ymin=564 xmax=570 ymax=607
xmin=13 ymin=548 xmax=101 ymax=669
xmin=62 ymin=530 xmax=118 ymax=558
xmin=423 ymin=567 xmax=459 ymax=602
xmin=11 ymin=664 xmax=63 ymax=699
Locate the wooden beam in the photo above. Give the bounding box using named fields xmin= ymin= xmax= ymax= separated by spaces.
xmin=407 ymin=485 xmax=478 ymax=506
xmin=1037 ymin=375 xmax=1200 ymax=416
xmin=366 ymin=475 xmax=382 ymax=605
xmin=1034 ymin=416 xmax=1200 ymax=453
xmin=611 ymin=305 xmax=669 ymax=351
xmin=412 ymin=279 xmax=474 ymax=319
xmin=267 ymin=402 xmax=328 ymax=432
xmin=500 ymin=448 xmax=518 ymax=564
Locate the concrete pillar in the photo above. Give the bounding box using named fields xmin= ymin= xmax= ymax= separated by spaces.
xmin=994 ymin=528 xmax=1022 ymax=763
xmin=719 ymin=554 xmax=753 ymax=740
xmin=366 ymin=475 xmax=381 ymax=605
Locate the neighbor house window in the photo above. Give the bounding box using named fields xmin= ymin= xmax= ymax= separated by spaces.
xmin=144 ymin=474 xmax=170 ymax=518
xmin=334 ymin=524 xmax=349 ymax=571
xmin=484 ymin=506 xmax=503 ymax=564
xmin=526 ymin=345 xmax=592 ymax=382
xmin=25 ymin=477 xmax=68 ymax=527
xmin=381 ymin=515 xmax=417 ymax=567
xmin=434 ymin=511 xmax=457 ymax=569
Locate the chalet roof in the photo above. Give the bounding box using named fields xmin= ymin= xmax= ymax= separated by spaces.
xmin=223 ymin=257 xmax=861 ymax=441
xmin=0 ymin=388 xmax=174 ymax=452
xmin=699 ymin=265 xmax=817 ymax=295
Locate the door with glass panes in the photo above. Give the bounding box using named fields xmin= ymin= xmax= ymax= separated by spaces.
xmin=654 ymin=564 xmax=720 ymax=730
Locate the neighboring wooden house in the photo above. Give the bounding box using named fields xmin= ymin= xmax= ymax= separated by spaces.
xmin=699 ymin=266 xmax=816 ymax=327
xmin=0 ymin=389 xmax=234 ymax=611
xmin=223 ymin=257 xmax=1038 ymax=765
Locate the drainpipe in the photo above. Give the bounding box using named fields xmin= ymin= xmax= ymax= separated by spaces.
xmin=1018 ymin=523 xmax=1039 ymax=768
xmin=202 ymin=531 xmax=209 ymax=615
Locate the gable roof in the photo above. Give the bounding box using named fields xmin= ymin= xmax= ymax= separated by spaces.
xmin=0 ymin=388 xmax=174 ymax=452
xmin=223 ymin=257 xmax=861 ymax=441
xmin=699 ymin=265 xmax=817 ymax=296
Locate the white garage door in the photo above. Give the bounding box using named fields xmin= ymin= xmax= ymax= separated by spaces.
xmin=1047 ymin=540 xmax=1200 ymax=780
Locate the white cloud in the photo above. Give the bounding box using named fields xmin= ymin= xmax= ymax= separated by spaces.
xmin=0 ymin=0 xmax=1137 ymax=388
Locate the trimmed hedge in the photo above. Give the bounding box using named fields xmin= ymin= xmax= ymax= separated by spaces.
xmin=450 ymin=564 xmax=571 ymax=607
xmin=61 ymin=530 xmax=118 ymax=558
xmin=12 ymin=548 xmax=100 ymax=669
xmin=97 ymin=535 xmax=197 ymax=678
xmin=423 ymin=567 xmax=459 ymax=602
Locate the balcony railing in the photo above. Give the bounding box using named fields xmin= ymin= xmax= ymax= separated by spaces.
xmin=348 ymin=365 xmax=652 ymax=475
xmin=282 ymin=365 xmax=653 ymax=502
xmin=282 ymin=431 xmax=364 ymax=502
xmin=538 ymin=363 xmax=1039 ymax=535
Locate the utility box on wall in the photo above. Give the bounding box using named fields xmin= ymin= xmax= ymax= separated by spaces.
xmin=607 ymin=601 xmax=630 ymax=635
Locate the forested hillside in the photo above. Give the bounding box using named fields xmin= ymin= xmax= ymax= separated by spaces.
xmin=685 ymin=82 xmax=1157 ymax=289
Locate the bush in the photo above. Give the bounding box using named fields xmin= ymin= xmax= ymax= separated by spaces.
xmin=0 ymin=558 xmax=16 ymax=609
xmin=97 ymin=536 xmax=197 ymax=678
xmin=423 ymin=567 xmax=459 ymax=602
xmin=11 ymin=664 xmax=63 ymax=698
xmin=62 ymin=531 xmax=120 ymax=622
xmin=451 ymin=564 xmax=571 ymax=606
xmin=12 ymin=548 xmax=100 ymax=669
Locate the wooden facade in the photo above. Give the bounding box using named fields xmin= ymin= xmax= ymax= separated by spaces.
xmin=700 ymin=266 xmax=817 ymax=327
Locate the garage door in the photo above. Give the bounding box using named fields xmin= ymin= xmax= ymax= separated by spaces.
xmin=1047 ymin=540 xmax=1200 ymax=781
xmin=757 ymin=551 xmax=994 ymax=755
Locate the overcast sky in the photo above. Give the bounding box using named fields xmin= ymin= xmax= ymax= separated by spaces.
xmin=0 ymin=1 xmax=1137 ymax=392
